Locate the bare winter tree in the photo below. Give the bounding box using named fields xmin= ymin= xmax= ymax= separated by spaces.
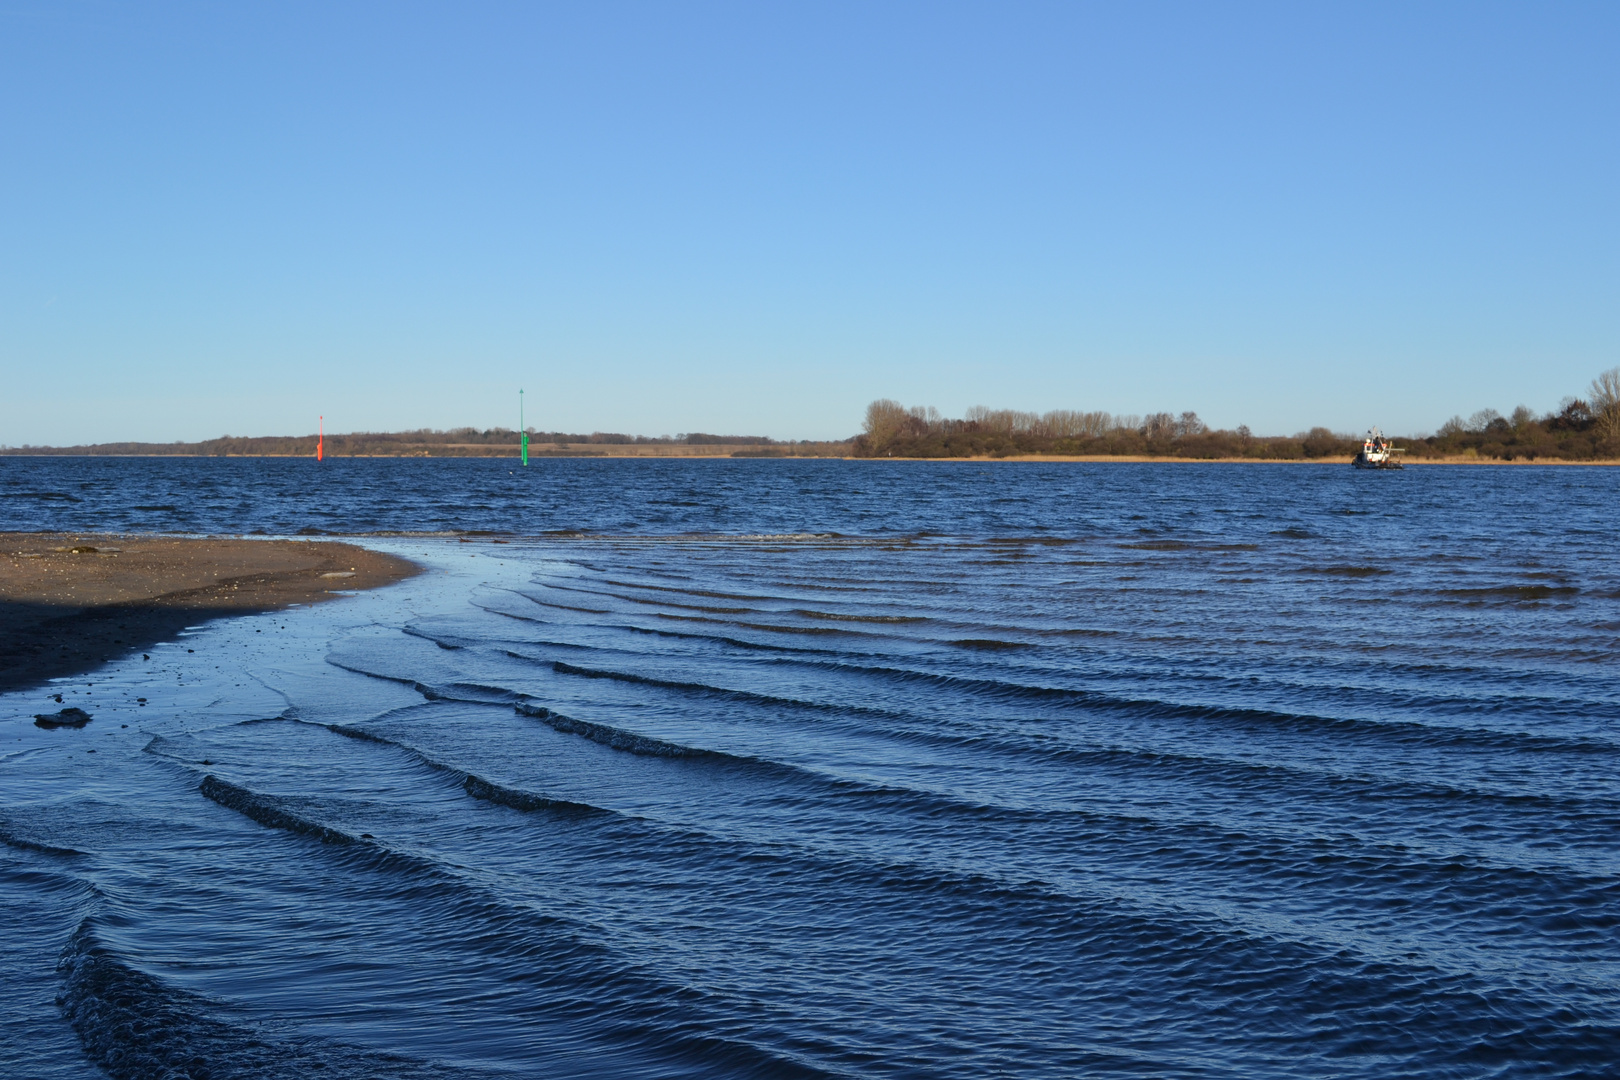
xmin=1590 ymin=368 xmax=1620 ymax=445
xmin=1141 ymin=413 xmax=1175 ymax=440
xmin=1040 ymin=410 xmax=1081 ymax=438
xmin=863 ymin=399 xmax=911 ymax=449
xmin=908 ymin=405 xmax=942 ymax=430
xmin=1040 ymin=410 xmax=1112 ymax=438
xmin=990 ymin=410 xmax=1039 ymax=434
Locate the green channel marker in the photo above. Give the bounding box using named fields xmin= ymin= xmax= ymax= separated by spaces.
xmin=520 ymin=388 xmax=529 ymax=466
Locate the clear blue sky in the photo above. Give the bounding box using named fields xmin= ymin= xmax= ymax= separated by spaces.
xmin=2 ymin=1 xmax=1615 ymax=444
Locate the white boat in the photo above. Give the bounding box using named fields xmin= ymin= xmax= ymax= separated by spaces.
xmin=1353 ymin=427 xmax=1404 ymax=469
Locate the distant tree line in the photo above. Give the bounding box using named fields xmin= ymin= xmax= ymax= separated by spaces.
xmin=853 ymin=368 xmax=1620 ymax=461
xmin=1423 ymin=367 xmax=1620 ymax=460
xmin=854 ymin=401 xmax=1350 ymax=459
xmin=8 ymin=368 xmax=1618 ymax=462
xmin=1 ymin=428 xmax=836 ymax=457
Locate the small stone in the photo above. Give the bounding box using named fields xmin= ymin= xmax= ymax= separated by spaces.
xmin=35 ymin=708 xmax=93 ymax=729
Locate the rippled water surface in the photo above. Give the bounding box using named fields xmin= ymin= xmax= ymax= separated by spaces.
xmin=3 ymin=457 xmax=1619 ymax=1078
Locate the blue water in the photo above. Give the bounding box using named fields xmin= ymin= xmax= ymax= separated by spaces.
xmin=2 ymin=457 xmax=1619 ymax=1079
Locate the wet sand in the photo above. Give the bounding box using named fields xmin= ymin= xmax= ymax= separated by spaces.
xmin=0 ymin=534 xmax=418 ymax=694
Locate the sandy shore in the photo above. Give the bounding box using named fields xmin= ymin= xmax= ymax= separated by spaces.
xmin=0 ymin=534 xmax=419 ymax=694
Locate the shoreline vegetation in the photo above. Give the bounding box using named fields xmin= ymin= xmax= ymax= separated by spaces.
xmin=5 ymin=368 xmax=1616 ymax=463
xmin=853 ymin=367 xmax=1620 ymax=462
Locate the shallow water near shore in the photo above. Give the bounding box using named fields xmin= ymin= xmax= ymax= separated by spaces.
xmin=3 ymin=457 xmax=1619 ymax=1078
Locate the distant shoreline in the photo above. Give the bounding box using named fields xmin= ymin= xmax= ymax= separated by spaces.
xmin=0 ymin=443 xmax=847 ymax=460
xmin=2 ymin=451 xmax=1617 ymax=465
